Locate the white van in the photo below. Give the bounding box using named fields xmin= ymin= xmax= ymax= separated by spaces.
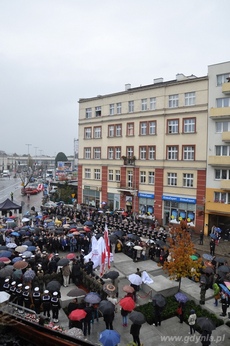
xmin=2 ymin=170 xmax=10 ymax=177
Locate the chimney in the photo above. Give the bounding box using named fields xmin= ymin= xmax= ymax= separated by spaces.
xmin=125 ymin=83 xmax=131 ymax=91
xmin=153 ymin=78 xmax=164 ymax=84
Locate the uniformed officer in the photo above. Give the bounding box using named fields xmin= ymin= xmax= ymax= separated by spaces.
xmin=3 ymin=278 xmax=10 ymax=293
xmin=9 ymin=281 xmax=17 ymax=302
xmin=16 ymin=283 xmax=24 ymax=313
xmin=22 ymin=286 xmax=31 ymax=310
xmin=51 ymin=291 xmax=60 ymax=323
xmin=42 ymin=289 xmax=51 ymax=318
xmin=32 ymin=287 xmax=41 ymax=314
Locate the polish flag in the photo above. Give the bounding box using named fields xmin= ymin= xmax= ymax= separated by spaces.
xmin=98 ymin=237 xmax=106 ymax=276
xmin=104 ymin=224 xmax=110 ymax=269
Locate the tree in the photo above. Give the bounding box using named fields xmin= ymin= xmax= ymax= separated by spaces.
xmin=55 ymin=152 xmax=68 ymax=168
xmin=163 ymin=222 xmax=203 ymax=291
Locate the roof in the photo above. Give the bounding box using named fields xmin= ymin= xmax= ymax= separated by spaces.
xmin=0 ymin=198 xmax=21 ymax=211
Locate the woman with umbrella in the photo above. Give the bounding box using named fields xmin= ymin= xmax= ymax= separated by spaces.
xmin=119 ymin=296 xmax=135 ymax=327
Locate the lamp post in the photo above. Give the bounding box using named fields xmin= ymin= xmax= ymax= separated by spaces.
xmin=25 ymin=144 xmax=32 ymax=168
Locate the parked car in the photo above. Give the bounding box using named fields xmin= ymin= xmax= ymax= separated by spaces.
xmin=41 ymin=202 xmax=57 ymax=211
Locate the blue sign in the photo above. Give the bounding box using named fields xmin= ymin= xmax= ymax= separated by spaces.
xmin=162 ymin=195 xmax=196 ymax=204
xmin=138 ymin=192 xmax=155 ymax=199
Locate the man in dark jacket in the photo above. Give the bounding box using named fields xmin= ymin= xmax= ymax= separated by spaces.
xmin=83 ymin=304 xmax=93 ymax=336
xmin=130 ymin=323 xmax=141 ymax=346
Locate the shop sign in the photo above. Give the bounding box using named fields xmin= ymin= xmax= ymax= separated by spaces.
xmin=138 ymin=192 xmax=155 ymax=199
xmin=162 ymin=195 xmax=196 ymax=204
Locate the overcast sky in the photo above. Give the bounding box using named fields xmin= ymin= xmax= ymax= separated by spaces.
xmin=0 ymin=0 xmax=230 ymax=157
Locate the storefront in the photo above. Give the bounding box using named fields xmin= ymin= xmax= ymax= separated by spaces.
xmin=138 ymin=192 xmax=155 ymax=214
xmin=107 ymin=193 xmax=120 ymax=211
xmin=162 ymin=195 xmax=196 ymax=226
xmin=83 ymin=186 xmax=100 ymax=208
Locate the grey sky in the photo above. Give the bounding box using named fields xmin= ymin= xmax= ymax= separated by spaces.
xmin=0 ymin=0 xmax=230 ymax=157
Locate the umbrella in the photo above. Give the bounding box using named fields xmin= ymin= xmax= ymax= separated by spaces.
xmin=190 ymin=255 xmax=199 ymax=261
xmin=152 ymin=293 xmax=166 ymax=307
xmin=218 ymin=265 xmax=230 ymax=273
xmin=129 ymin=311 xmax=146 ymax=325
xmin=119 ymin=297 xmax=135 ymax=311
xmin=12 ymin=257 xmax=22 ymax=263
xmin=127 ymin=234 xmax=140 ymax=241
xmin=113 ymin=230 xmax=124 ymax=238
xmin=0 ymin=246 xmax=8 ymax=251
xmin=0 ymin=257 xmax=11 ymax=264
xmin=22 ymin=217 xmax=30 ymax=223
xmin=224 ymin=281 xmax=230 ymax=290
xmin=23 ymin=269 xmax=36 ymax=282
xmin=13 ymin=260 xmax=28 ymax=270
xmin=11 ymin=232 xmax=20 ymax=237
xmin=155 ymin=239 xmax=166 ymax=247
xmin=27 ymin=246 xmax=36 ymax=252
xmin=196 ymin=317 xmax=216 ymax=332
xmin=99 ymin=329 xmax=120 ymax=346
xmin=0 ymin=291 xmax=11 ymax=304
xmin=133 ymin=245 xmax=143 ymax=250
xmin=22 ymin=240 xmax=32 ymax=246
xmin=202 ymin=254 xmax=213 ymax=261
xmin=103 ymin=283 xmax=116 ymax=294
xmin=0 ymin=251 xmax=12 ymax=258
xmin=125 ymin=241 xmax=135 ymax=247
xmin=12 ymin=269 xmax=23 ymax=280
xmin=67 ymin=287 xmax=87 ymax=297
xmin=66 ymin=253 xmax=76 ymax=260
xmin=174 ymin=292 xmax=189 ymax=304
xmin=84 ymin=220 xmax=94 ymax=227
xmin=23 ymin=251 xmax=33 ymax=258
xmin=203 ymin=267 xmax=214 ymax=274
xmin=215 ymin=257 xmax=226 ymax=263
xmin=128 ymin=274 xmax=142 ymax=286
xmin=69 ymin=309 xmax=87 ymax=321
xmin=215 ymin=227 xmax=222 ymax=233
xmin=84 ymin=292 xmax=101 ymax=304
xmin=6 ymin=243 xmax=17 ymax=249
xmin=219 ymin=283 xmax=230 ymax=295
xmin=0 ymin=265 xmax=14 ymax=278
xmin=99 ymin=300 xmax=115 ymax=315
xmin=57 ymin=258 xmax=70 ymax=266
xmin=47 ymin=280 xmax=61 ymax=292
xmin=210 ymin=234 xmax=217 ymax=239
xmin=109 ymin=234 xmax=118 ymax=244
xmin=65 ymin=327 xmax=84 ymax=338
xmin=15 ymin=245 xmax=28 ymax=253
xmin=123 ymin=285 xmax=135 ymax=294
xmin=103 ymin=271 xmax=119 ymax=280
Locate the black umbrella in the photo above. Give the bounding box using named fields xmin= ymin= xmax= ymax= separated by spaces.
xmin=129 ymin=311 xmax=146 ymax=325
xmin=152 ymin=293 xmax=166 ymax=307
xmin=47 ymin=280 xmax=61 ymax=292
xmin=57 ymin=258 xmax=69 ymax=266
xmin=0 ymin=265 xmax=14 ymax=278
xmin=127 ymin=234 xmax=140 ymax=241
xmin=155 ymin=239 xmax=166 ymax=248
xmin=114 ymin=230 xmax=124 ymax=238
xmin=215 ymin=257 xmax=226 ymax=263
xmin=84 ymin=220 xmax=94 ymax=227
xmin=196 ymin=317 xmax=216 ymax=332
xmin=84 ymin=292 xmax=101 ymax=304
xmin=99 ymin=300 xmax=115 ymax=315
xmin=67 ymin=287 xmax=87 ymax=297
xmin=218 ymin=265 xmax=230 ymax=273
xmin=103 ymin=271 xmax=119 ymax=280
xmin=109 ymin=234 xmax=118 ymax=244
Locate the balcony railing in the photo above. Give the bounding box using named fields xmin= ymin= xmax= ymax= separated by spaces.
xmin=122 ymin=156 xmax=136 ymax=166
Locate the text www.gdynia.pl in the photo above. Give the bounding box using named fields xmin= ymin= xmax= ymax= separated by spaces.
xmin=160 ymin=334 xmax=225 ymax=344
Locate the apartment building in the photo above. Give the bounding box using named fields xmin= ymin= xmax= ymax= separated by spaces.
xmin=205 ymin=62 xmax=230 ymax=235
xmin=78 ymin=74 xmax=208 ymax=230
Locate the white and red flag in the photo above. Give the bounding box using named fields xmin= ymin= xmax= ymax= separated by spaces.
xmin=97 ymin=236 xmax=106 ymax=276
xmin=104 ymin=224 xmax=110 ymax=270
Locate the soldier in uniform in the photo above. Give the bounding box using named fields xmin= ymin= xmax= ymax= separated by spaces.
xmin=16 ymin=283 xmax=24 ymax=313
xmin=51 ymin=291 xmax=60 ymax=323
xmin=22 ymin=286 xmax=31 ymax=310
xmin=200 ymin=280 xmax=206 ymax=305
xmin=32 ymin=287 xmax=41 ymax=314
xmin=42 ymin=290 xmax=51 ymax=318
xmin=9 ymin=281 xmax=17 ymax=302
xmin=3 ymin=278 xmax=10 ymax=293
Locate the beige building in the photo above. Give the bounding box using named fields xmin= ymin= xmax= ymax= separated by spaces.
xmin=205 ymin=62 xmax=230 ymax=236
xmin=78 ymin=73 xmax=208 ymax=229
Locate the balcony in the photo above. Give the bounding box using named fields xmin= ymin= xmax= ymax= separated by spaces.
xmin=122 ymin=156 xmax=136 ymax=166
xmin=209 ymin=107 xmax=230 ymax=118
xmin=208 ymin=156 xmax=230 ymax=166
xmin=117 ymin=182 xmax=137 ymax=194
xmin=220 ymin=180 xmax=230 ymax=190
xmin=222 ymin=131 xmax=230 ymax=142
xmin=222 ymin=82 xmax=230 ymax=94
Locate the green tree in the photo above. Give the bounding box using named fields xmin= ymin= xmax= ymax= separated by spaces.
xmin=55 ymin=152 xmax=68 ymax=167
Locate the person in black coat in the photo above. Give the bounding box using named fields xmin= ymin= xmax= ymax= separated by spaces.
xmin=103 ymin=311 xmax=115 ymax=330
xmin=83 ymin=304 xmax=93 ymax=336
xmin=130 ymin=323 xmax=141 ymax=346
xmin=200 ymin=330 xmax=212 ymax=346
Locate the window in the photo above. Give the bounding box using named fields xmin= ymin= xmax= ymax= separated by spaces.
xmin=140 ymin=122 xmax=147 ymax=135
xmin=115 ymin=147 xmax=121 ymax=159
xmin=183 ymin=173 xmax=194 ymax=187
xmin=115 ymin=170 xmax=120 ymax=182
xmin=148 ymin=171 xmax=155 ymax=184
xmin=150 ymin=97 xmax=156 ymax=110
xmin=216 ymin=97 xmax=230 ymax=108
xmin=95 ymin=106 xmax=101 ymax=117
xmin=116 ymin=124 xmax=122 ymax=137
xmin=149 ymin=121 xmax=156 ymax=135
xmin=86 ymin=108 xmax=92 ymax=119
xmin=93 ymin=147 xmax=101 ymax=159
xmin=127 ymin=147 xmax=134 ymax=157
xmin=183 ymin=118 xmax=196 ymax=133
xmin=84 ymin=168 xmax=91 ymax=179
xmin=167 ymin=146 xmax=178 ymax=160
xmin=108 ymin=125 xmax=114 ymax=137
xmin=140 ymin=171 xmax=146 ymax=183
xmin=185 ymin=92 xmax=195 ymax=106
xmin=84 ymin=127 xmax=92 ymax=139
xmin=109 ymin=104 xmax=114 ymax=115
xmin=215 ymin=145 xmax=230 ymax=156
xmin=141 ymin=99 xmax=147 ymax=111
xmin=167 ymin=119 xmax=179 ymax=134
xmin=183 ymin=146 xmax=195 ymax=160
xmin=148 ymin=146 xmax=156 ymax=160
xmin=127 ymin=123 xmax=134 ymax=136
xmin=215 ymin=169 xmax=230 ymax=179
xmin=84 ymin=148 xmax=91 ymax=159
xmin=117 ymin=102 xmax=122 ymax=114
xmin=94 ymin=169 xmax=101 ymax=180
xmin=108 ymin=147 xmax=114 ymax=159
xmin=214 ymin=191 xmax=227 ymax=203
xmin=108 ymin=170 xmax=113 ymax=181
xmin=140 ymin=146 xmax=147 ymax=160
xmin=127 ymin=170 xmax=133 ymax=188
xmin=94 ymin=126 xmax=101 ymax=138
xmin=167 ymin=173 xmax=177 ymax=186
xmin=217 ymin=73 xmax=230 ymax=86
xmin=215 ymin=121 xmax=230 ymax=133
xmin=128 ymin=100 xmax=134 ymax=113
xmin=169 ymin=94 xmax=179 ymax=108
